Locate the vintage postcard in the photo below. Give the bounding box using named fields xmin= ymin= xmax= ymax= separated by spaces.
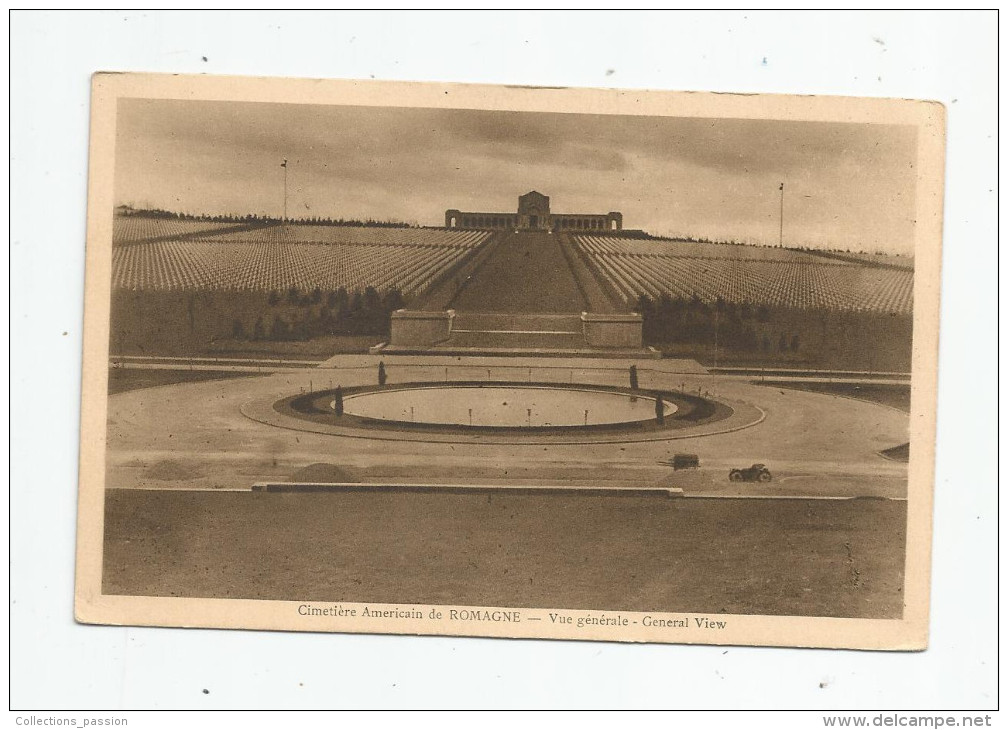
xmin=75 ymin=73 xmax=944 ymax=648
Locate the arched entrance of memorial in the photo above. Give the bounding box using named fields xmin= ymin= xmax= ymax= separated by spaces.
xmin=517 ymin=190 xmax=550 ymax=230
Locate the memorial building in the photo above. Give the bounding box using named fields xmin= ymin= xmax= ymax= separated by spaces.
xmin=445 ymin=191 xmax=622 ymax=232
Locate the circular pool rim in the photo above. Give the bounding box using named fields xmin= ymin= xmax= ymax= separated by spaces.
xmin=274 ymin=380 xmax=731 ymax=437
xmin=340 ymin=383 xmax=676 ymax=428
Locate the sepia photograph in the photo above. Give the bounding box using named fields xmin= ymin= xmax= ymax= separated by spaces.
xmin=75 ymin=72 xmax=944 ymax=649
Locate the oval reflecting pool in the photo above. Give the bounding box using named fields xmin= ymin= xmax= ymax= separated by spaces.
xmin=341 ymin=385 xmax=676 ymax=428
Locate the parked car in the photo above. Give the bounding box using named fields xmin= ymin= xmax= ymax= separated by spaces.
xmin=728 ymin=463 xmax=772 ymax=482
xmin=672 ymin=453 xmax=700 ymax=470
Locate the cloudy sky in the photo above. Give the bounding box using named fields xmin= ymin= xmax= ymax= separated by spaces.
xmin=115 ymin=98 xmax=918 ymax=254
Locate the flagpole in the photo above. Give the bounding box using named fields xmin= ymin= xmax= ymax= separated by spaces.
xmin=779 ymin=182 xmax=784 ymax=247
xmin=282 ymin=159 xmax=288 ymax=223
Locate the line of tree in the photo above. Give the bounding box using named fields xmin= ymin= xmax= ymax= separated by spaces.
xmin=635 ymin=294 xmax=800 ymax=353
xmin=608 ymin=230 xmax=906 ymax=257
xmin=116 ymin=206 xmax=413 ymax=228
xmin=232 ymin=286 xmax=405 ymax=342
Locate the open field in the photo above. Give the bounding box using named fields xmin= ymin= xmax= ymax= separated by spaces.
xmin=206 ymin=335 xmax=379 ymax=358
xmin=103 ymin=489 xmax=905 ymax=619
xmin=770 ymin=381 xmax=911 ymax=413
xmin=108 ymin=367 xmax=258 ymax=395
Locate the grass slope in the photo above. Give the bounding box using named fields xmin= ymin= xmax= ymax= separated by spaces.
xmin=769 ymin=381 xmax=911 ymax=413
xmin=108 ymin=368 xmax=258 ymax=395
xmin=450 ymin=232 xmax=585 ymax=313
xmin=104 ymin=490 xmax=905 ymax=619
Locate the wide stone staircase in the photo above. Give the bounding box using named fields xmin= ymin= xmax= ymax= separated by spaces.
xmin=443 ymin=313 xmax=587 ymax=350
xmin=381 ymin=230 xmax=652 ymax=356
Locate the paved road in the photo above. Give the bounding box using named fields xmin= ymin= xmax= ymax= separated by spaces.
xmin=103 ymin=356 xmax=908 ymax=499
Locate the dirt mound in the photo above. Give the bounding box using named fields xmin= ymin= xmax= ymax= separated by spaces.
xmin=146 ymin=459 xmax=206 ymax=482
xmin=289 ymin=463 xmax=357 ymax=484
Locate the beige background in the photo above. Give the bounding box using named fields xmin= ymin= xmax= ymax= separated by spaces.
xmin=11 ymin=10 xmax=996 ymax=709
